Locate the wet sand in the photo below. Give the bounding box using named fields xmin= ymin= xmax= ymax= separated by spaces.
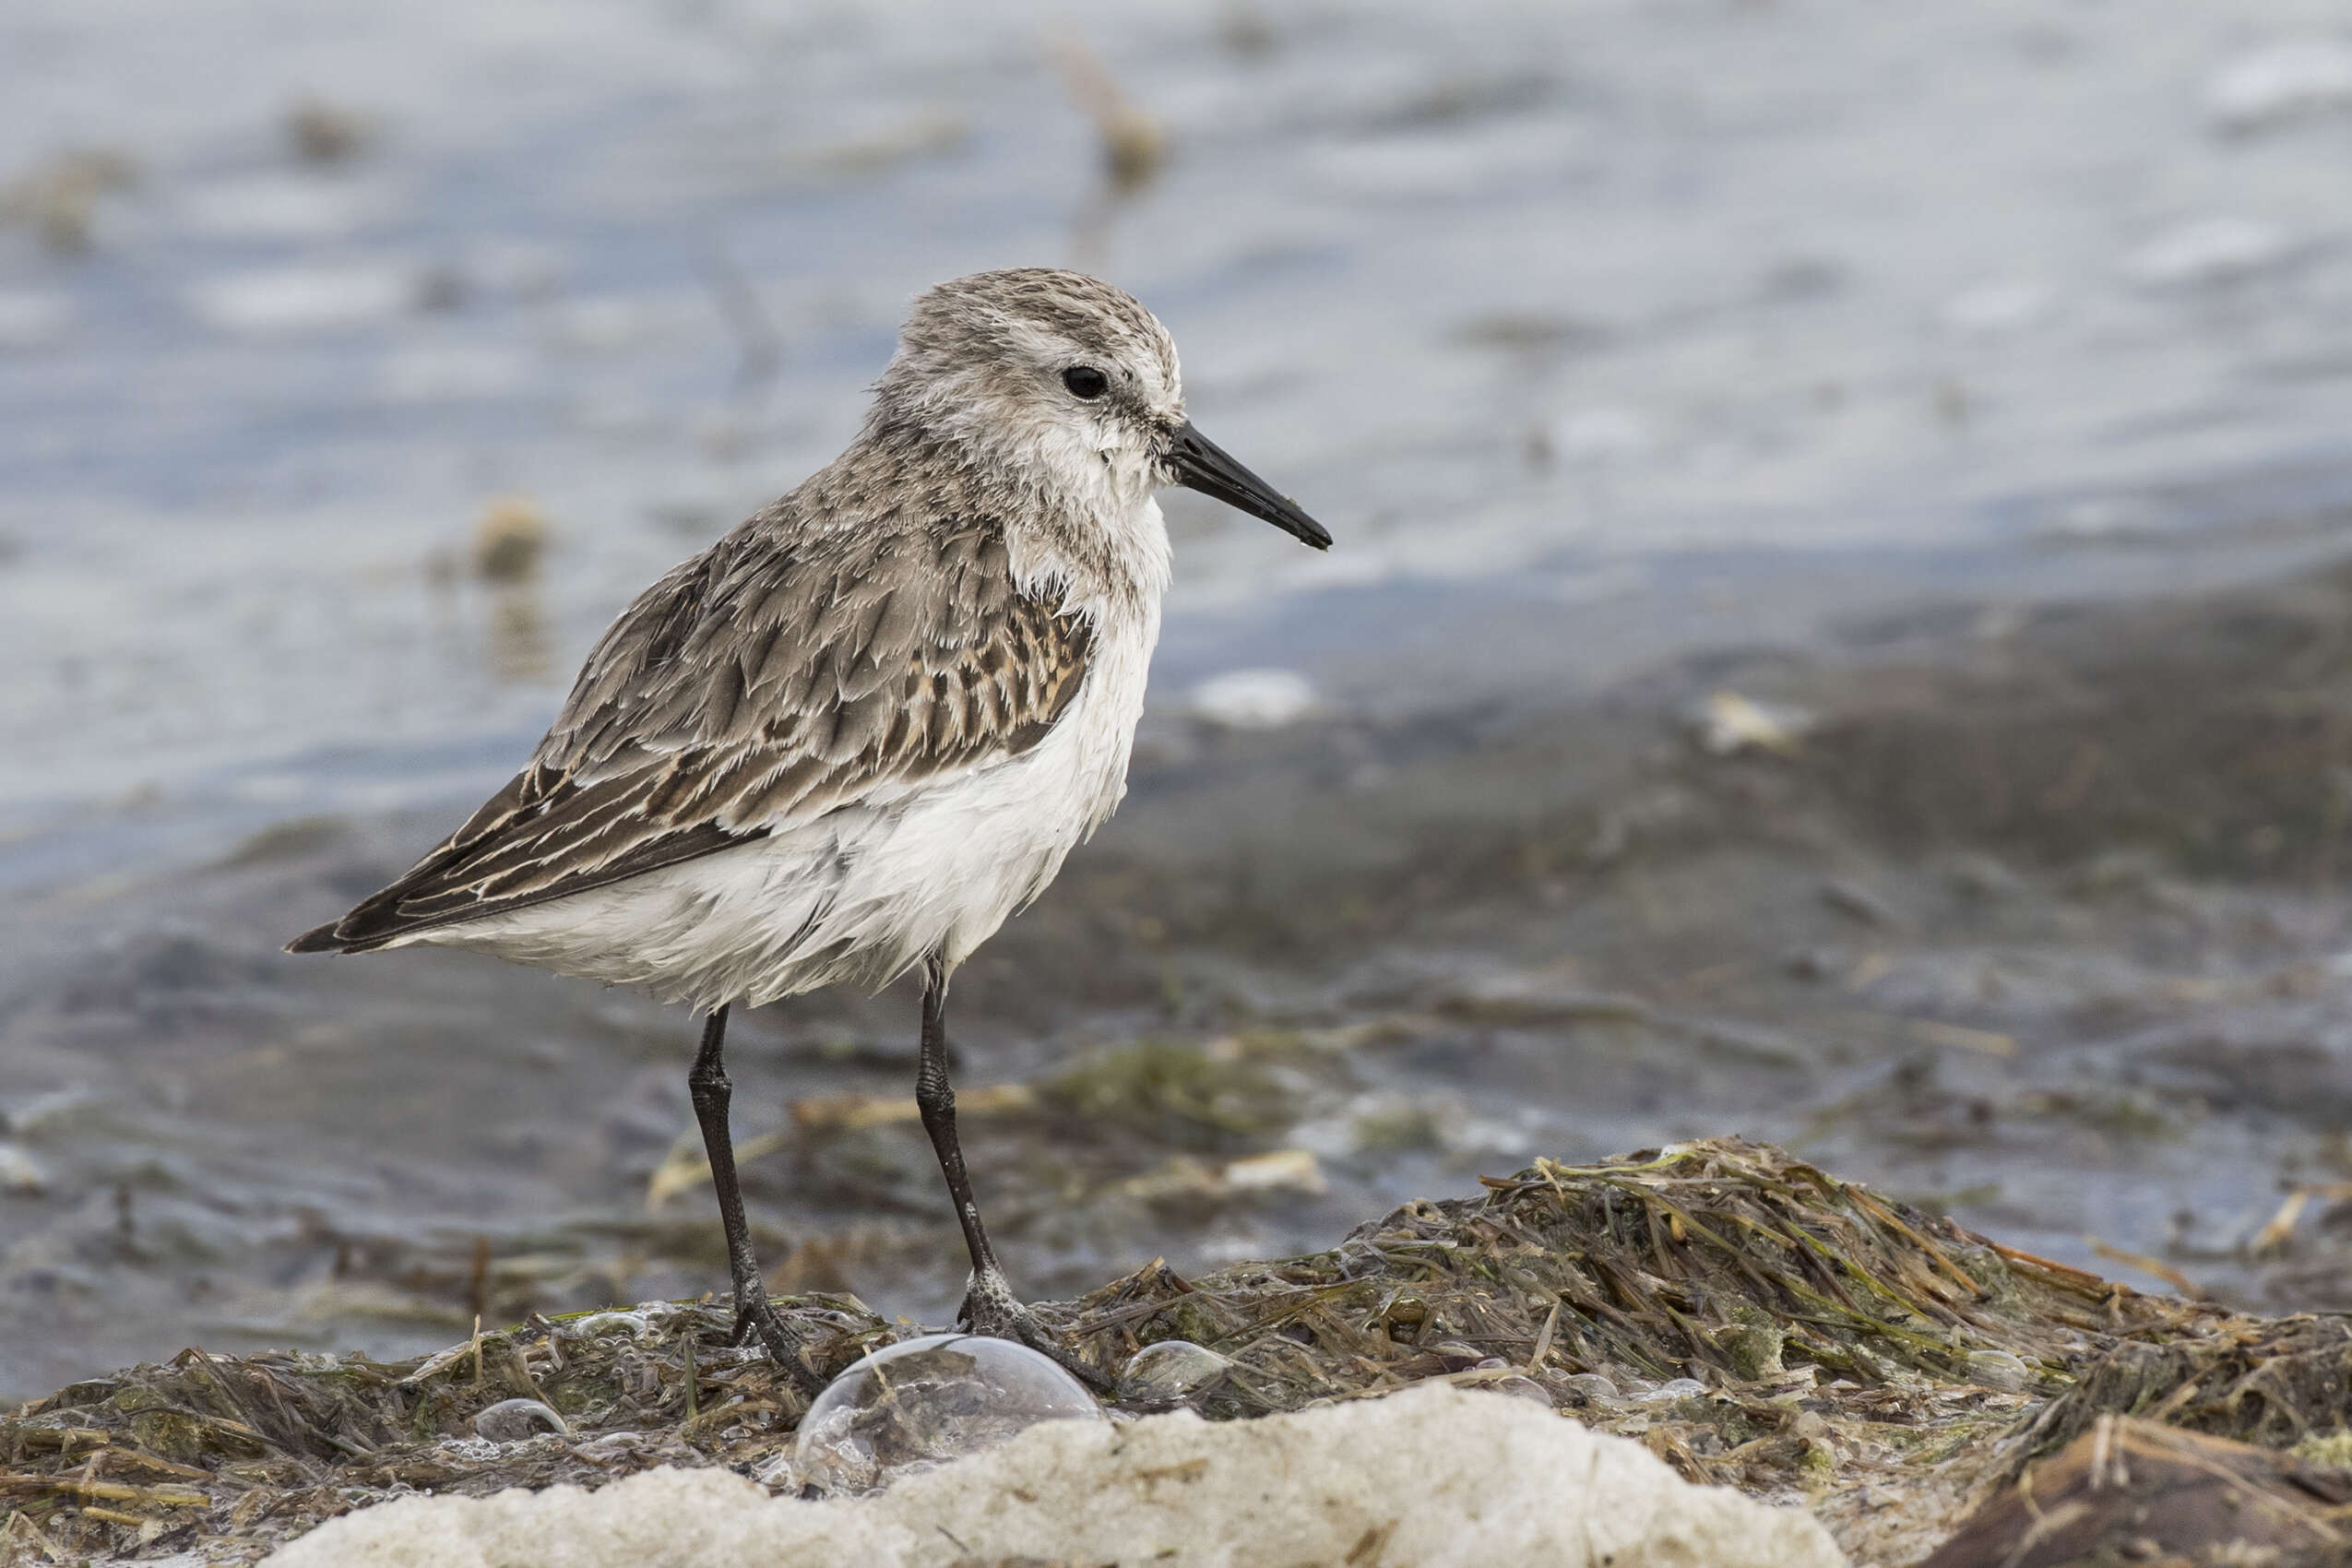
xmin=10 ymin=545 xmax=2352 ymax=1401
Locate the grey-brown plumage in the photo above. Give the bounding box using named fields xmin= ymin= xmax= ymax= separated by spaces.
xmin=284 ymin=267 xmax=1329 ymax=1386
xmin=291 ymin=514 xmax=1092 ymax=953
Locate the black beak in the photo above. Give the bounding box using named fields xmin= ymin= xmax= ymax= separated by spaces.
xmin=1166 ymin=422 xmax=1331 ymax=550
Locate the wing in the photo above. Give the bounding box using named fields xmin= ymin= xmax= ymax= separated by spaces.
xmin=290 ymin=516 xmax=1093 ymax=953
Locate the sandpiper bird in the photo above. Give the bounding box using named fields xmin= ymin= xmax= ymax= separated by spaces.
xmin=289 ymin=268 xmax=1330 ymax=1387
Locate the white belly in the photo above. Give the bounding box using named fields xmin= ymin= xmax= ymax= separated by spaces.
xmin=402 ymin=597 xmax=1160 ymax=1012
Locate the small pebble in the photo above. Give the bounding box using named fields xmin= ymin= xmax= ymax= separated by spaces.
xmin=1561 ymin=1372 xmax=1621 ymax=1403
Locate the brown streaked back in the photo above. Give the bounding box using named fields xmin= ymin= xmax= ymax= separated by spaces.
xmin=289 ymin=508 xmax=1093 ymax=954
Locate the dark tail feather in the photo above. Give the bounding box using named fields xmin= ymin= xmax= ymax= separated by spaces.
xmin=286 ymin=921 xmax=351 ymax=955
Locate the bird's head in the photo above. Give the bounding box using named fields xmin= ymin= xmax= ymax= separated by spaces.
xmin=872 ymin=267 xmax=1329 ymax=552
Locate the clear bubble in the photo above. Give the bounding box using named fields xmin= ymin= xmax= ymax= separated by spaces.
xmin=1117 ymin=1339 xmax=1229 ymax=1407
xmin=1963 ymin=1349 xmax=2033 ymax=1393
xmin=1561 ymin=1372 xmax=1621 ymax=1404
xmin=1481 ymin=1373 xmax=1554 ymax=1406
xmin=472 ymin=1397 xmax=568 ymax=1442
xmin=793 ymin=1333 xmax=1104 ymax=1494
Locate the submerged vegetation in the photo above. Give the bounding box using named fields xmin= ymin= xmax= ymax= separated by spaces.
xmin=6 ymin=1138 xmax=2346 ymax=1564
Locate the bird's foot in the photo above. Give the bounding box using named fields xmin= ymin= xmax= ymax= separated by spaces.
xmin=731 ymin=1291 xmax=827 ymax=1396
xmin=956 ymin=1269 xmax=1114 ymax=1394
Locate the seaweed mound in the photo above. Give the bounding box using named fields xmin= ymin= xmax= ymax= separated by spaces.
xmin=2021 ymin=1313 xmax=2352 ymax=1457
xmin=0 ymin=1139 xmax=2335 ymax=1566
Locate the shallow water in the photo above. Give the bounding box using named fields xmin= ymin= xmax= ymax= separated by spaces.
xmin=10 ymin=0 xmax=2352 ymax=1398
xmin=12 ymin=0 xmax=2352 ymax=861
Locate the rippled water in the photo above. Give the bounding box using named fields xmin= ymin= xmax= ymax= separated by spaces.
xmin=10 ymin=0 xmax=2352 ymax=1397
xmin=11 ymin=0 xmax=2352 ymax=865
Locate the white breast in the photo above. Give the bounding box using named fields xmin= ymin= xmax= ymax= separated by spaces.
xmin=408 ymin=505 xmax=1170 ymax=1013
xmin=823 ymin=583 xmax=1159 ymax=978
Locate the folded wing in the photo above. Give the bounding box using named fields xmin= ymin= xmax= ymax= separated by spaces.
xmin=290 ymin=517 xmax=1092 ymax=953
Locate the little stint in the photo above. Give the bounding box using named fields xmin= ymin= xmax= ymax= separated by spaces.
xmin=289 ymin=268 xmax=1330 ymax=1387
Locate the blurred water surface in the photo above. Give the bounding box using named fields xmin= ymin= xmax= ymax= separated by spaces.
xmin=10 ymin=0 xmax=2352 ymax=864
xmin=10 ymin=0 xmax=2352 ymax=1396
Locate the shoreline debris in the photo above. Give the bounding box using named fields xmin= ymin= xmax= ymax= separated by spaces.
xmin=2 ymin=1138 xmax=2346 ymax=1564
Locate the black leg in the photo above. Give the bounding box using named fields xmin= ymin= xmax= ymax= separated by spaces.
xmin=914 ymin=957 xmax=1005 ymax=1290
xmin=913 ymin=956 xmax=1109 ymax=1389
xmin=688 ymin=1004 xmax=823 ymax=1394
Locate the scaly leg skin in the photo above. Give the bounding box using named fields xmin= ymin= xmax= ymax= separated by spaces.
xmin=912 ymin=956 xmax=1113 ymax=1394
xmin=688 ymin=1004 xmax=826 ymax=1396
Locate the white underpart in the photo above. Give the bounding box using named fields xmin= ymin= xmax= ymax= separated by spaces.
xmin=393 ymin=498 xmax=1172 ymax=1014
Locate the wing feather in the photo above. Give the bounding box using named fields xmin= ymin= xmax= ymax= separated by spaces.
xmin=289 ymin=517 xmax=1093 ymax=954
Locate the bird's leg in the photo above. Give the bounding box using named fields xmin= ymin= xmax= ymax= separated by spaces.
xmin=688 ymin=1004 xmax=824 ymax=1395
xmin=914 ymin=956 xmax=1110 ymax=1391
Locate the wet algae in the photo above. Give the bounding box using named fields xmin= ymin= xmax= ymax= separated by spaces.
xmin=5 ymin=1137 xmax=2345 ymax=1564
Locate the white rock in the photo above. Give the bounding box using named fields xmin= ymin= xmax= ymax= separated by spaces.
xmin=262 ymin=1384 xmax=1846 ymax=1568
xmin=1191 ymin=668 xmax=1319 ymax=730
xmin=2206 ymin=40 xmax=2352 ymax=132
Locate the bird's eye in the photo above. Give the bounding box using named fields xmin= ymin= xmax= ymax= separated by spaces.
xmin=1062 ymin=365 xmax=1110 ymax=400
